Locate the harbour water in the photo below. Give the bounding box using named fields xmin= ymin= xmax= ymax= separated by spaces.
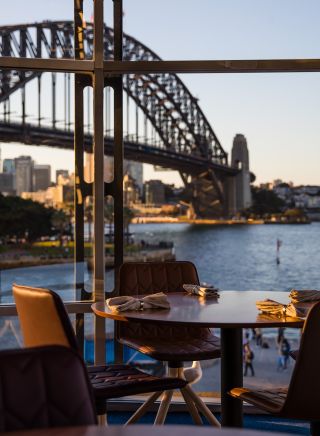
xmin=1 ymin=222 xmax=318 ymax=392
xmin=1 ymin=222 xmax=320 ymax=300
xmin=133 ymin=222 xmax=320 ymax=291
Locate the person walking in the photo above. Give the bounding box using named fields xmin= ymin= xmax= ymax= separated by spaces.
xmin=244 ymin=342 xmax=255 ymax=376
xmin=277 ymin=327 xmax=285 ymax=346
xmin=277 ymin=336 xmax=290 ymax=370
xmin=255 ymin=328 xmax=263 ymax=346
xmin=281 ymin=338 xmax=291 ymax=370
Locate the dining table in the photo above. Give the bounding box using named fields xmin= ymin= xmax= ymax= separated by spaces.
xmin=7 ymin=424 xmax=295 ymax=436
xmin=92 ymin=290 xmax=304 ymax=428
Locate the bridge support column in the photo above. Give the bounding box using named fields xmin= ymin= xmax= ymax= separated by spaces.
xmin=223 ymin=176 xmax=237 ymax=217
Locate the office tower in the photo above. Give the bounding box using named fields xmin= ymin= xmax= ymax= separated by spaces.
xmin=144 ymin=180 xmax=165 ymax=205
xmin=0 ymin=173 xmax=15 ymax=195
xmin=56 ymin=169 xmax=69 ymax=184
xmin=123 ymin=173 xmax=140 ymax=206
xmin=33 ymin=164 xmax=51 ymax=191
xmin=15 ymin=156 xmax=34 ymax=195
xmin=124 ymin=160 xmax=143 ymax=194
xmin=3 ymin=158 xmax=15 ymax=174
xmin=84 ymin=153 xmax=143 ymax=196
xmin=84 ymin=153 xmax=114 ymax=183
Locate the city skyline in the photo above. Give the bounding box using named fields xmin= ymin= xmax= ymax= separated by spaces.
xmin=1 ymin=1 xmax=320 ymax=186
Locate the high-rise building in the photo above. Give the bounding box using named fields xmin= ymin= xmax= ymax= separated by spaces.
xmin=124 ymin=160 xmax=143 ymax=194
xmin=0 ymin=173 xmax=15 ymax=195
xmin=33 ymin=164 xmax=51 ymax=191
xmin=84 ymin=153 xmax=143 ymax=197
xmin=84 ymin=153 xmax=114 ymax=183
xmin=123 ymin=173 xmax=140 ymax=206
xmin=1 ymin=158 xmax=16 ymax=194
xmin=15 ymin=156 xmax=33 ymax=196
xmin=3 ymin=159 xmax=15 ymax=174
xmin=144 ymin=180 xmax=166 ymax=205
xmin=56 ymin=169 xmax=69 ymax=184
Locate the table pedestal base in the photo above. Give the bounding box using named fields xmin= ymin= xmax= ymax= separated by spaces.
xmin=221 ymin=328 xmax=243 ymax=427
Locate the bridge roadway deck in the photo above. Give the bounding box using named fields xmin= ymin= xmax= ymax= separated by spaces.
xmin=0 ymin=122 xmax=238 ymax=177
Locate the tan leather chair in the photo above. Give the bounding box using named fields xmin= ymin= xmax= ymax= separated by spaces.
xmin=0 ymin=345 xmax=97 ymax=431
xmin=13 ymin=283 xmax=187 ymax=425
xmin=230 ymin=300 xmax=320 ymax=436
xmin=117 ymin=261 xmax=221 ymax=426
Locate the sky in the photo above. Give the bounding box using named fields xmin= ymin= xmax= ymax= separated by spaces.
xmin=1 ymin=0 xmax=320 ymax=186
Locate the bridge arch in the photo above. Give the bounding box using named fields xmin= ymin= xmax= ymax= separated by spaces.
xmin=0 ymin=21 xmax=234 ymax=217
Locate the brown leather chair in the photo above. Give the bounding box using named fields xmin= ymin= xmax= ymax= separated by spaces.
xmin=230 ymin=301 xmax=320 ymax=436
xmin=289 ymin=349 xmax=298 ymax=360
xmin=13 ymin=283 xmax=187 ymax=425
xmin=0 ymin=345 xmax=97 ymax=431
xmin=117 ymin=261 xmax=221 ymax=426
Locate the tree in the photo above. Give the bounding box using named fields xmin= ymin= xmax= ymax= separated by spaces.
xmin=85 ymin=200 xmax=93 ymax=243
xmin=248 ymin=187 xmax=285 ymax=217
xmin=0 ymin=194 xmax=53 ymax=243
xmin=51 ymin=209 xmax=71 ymax=246
xmin=123 ymin=207 xmax=135 ymax=244
xmin=104 ymin=203 xmax=114 ymax=242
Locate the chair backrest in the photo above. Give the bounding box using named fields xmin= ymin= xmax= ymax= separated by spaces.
xmin=13 ymin=283 xmax=79 ymax=351
xmin=0 ymin=345 xmax=97 ymax=431
xmin=282 ymin=300 xmax=320 ymax=420
xmin=117 ymin=261 xmax=209 ymax=343
xmin=119 ymin=261 xmax=200 ymax=295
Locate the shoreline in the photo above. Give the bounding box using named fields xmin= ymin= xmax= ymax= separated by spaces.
xmin=133 ymin=217 xmax=264 ymax=224
xmin=0 ymin=248 xmax=175 ymax=271
xmin=132 ymin=217 xmax=310 ymax=225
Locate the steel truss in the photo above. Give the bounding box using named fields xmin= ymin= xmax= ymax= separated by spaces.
xmin=0 ymin=20 xmax=228 ymax=167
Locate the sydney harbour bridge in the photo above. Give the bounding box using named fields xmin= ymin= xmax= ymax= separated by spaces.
xmin=0 ymin=20 xmax=240 ymax=217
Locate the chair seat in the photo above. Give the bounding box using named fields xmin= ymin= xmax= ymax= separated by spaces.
xmin=230 ymin=387 xmax=288 ymax=414
xmin=119 ymin=332 xmax=221 ymax=361
xmin=88 ymin=364 xmax=187 ymax=399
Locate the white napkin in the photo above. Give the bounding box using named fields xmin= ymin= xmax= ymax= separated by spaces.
xmin=289 ymin=289 xmax=320 ymax=304
xmin=183 ymin=284 xmax=219 ymax=298
xmin=256 ymin=299 xmax=312 ymax=318
xmin=256 ymin=299 xmax=286 ymax=316
xmin=106 ymin=292 xmax=170 ymax=312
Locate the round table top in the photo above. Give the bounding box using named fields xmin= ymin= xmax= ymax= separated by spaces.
xmin=7 ymin=425 xmax=295 ymax=436
xmin=92 ymin=290 xmax=304 ymax=328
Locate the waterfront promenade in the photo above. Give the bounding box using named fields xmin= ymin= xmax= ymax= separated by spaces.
xmin=133 ymin=217 xmax=265 ymax=225
xmin=132 ymin=216 xmax=310 ymax=225
xmin=194 ymin=331 xmax=300 ymax=395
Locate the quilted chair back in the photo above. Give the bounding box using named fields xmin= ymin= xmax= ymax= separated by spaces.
xmin=13 ymin=283 xmax=79 ymax=350
xmin=117 ymin=261 xmax=212 ymax=347
xmin=283 ymin=300 xmax=320 ymax=421
xmin=0 ymin=346 xmax=97 ymax=431
xmin=119 ymin=261 xmax=199 ymax=295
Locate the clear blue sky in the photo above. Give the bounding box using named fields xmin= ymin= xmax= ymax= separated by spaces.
xmin=1 ymin=0 xmax=320 ymax=186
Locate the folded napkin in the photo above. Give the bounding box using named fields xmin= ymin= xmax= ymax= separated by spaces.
xmin=256 ymin=299 xmax=312 ymax=318
xmin=183 ymin=284 xmax=219 ymax=298
xmin=289 ymin=289 xmax=320 ymax=304
xmin=106 ymin=292 xmax=170 ymax=312
xmin=256 ymin=299 xmax=287 ymax=316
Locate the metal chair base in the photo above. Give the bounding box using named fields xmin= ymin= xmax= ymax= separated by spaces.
xmin=125 ymin=367 xmax=220 ymax=426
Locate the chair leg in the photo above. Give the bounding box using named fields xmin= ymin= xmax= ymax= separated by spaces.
xmin=180 ymin=387 xmax=203 ymax=425
xmin=154 ymin=390 xmax=174 ymax=424
xmin=97 ymin=414 xmax=107 ymax=426
xmin=181 ymin=384 xmax=221 ymax=427
xmin=125 ymin=391 xmax=163 ymax=425
xmin=311 ymin=422 xmax=320 ymax=436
